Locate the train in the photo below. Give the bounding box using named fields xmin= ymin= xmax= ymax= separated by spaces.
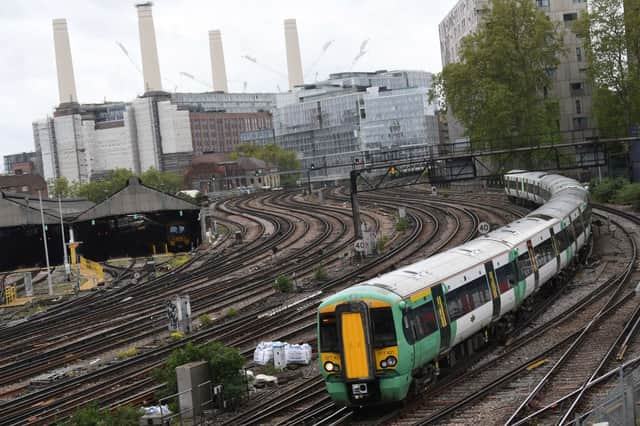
xmin=167 ymin=219 xmax=193 ymax=251
xmin=317 ymin=171 xmax=591 ymax=406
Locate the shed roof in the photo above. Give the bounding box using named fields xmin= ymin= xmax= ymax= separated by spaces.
xmin=74 ymin=177 xmax=199 ymax=222
xmin=2 ymin=193 xmax=94 ymax=220
xmin=0 ymin=192 xmax=61 ymax=227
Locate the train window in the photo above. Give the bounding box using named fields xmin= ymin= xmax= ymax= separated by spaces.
xmin=534 ymin=237 xmax=555 ymax=266
xmin=573 ymin=214 xmax=584 ymax=238
xmin=409 ymin=301 xmax=438 ymax=341
xmin=445 ymin=276 xmax=491 ymax=322
xmin=319 ymin=313 xmax=340 ymax=352
xmin=371 ymin=308 xmax=397 ymax=348
xmin=517 ymin=250 xmax=534 ymax=279
xmin=556 ymin=227 xmax=571 ymax=252
xmin=495 ymin=261 xmax=518 ymax=293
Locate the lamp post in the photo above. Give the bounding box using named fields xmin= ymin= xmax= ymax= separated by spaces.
xmin=307 ymin=163 xmax=315 ymax=195
xmin=58 ymin=196 xmax=70 ymax=281
xmin=38 ymin=191 xmax=53 ymax=295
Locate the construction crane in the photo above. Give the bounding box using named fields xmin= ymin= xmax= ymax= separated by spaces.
xmin=350 ymin=38 xmax=370 ymax=70
xmin=116 ymin=41 xmax=179 ymax=92
xmin=305 ymin=39 xmax=334 ymax=81
xmin=179 ymin=72 xmax=212 ymax=90
xmin=241 ymin=55 xmax=288 ymax=79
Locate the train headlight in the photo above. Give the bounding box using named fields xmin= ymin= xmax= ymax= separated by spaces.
xmin=324 ymin=361 xmax=339 ymax=372
xmin=386 ymin=356 xmax=397 ymax=367
xmin=380 ymin=360 xmax=388 ymax=368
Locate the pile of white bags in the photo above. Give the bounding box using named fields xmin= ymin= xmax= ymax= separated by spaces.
xmin=253 ymin=341 xmax=312 ymax=366
xmin=284 ymin=343 xmax=312 ymax=365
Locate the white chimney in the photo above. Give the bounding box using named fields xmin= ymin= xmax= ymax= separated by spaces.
xmin=284 ymin=19 xmax=304 ymax=90
xmin=52 ymin=19 xmax=78 ymax=104
xmin=136 ymin=2 xmax=162 ymax=92
xmin=208 ymin=30 xmax=229 ymax=92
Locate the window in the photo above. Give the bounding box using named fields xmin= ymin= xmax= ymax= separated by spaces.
xmin=517 ymin=249 xmax=534 ymax=279
xmin=556 ymin=227 xmax=573 ymax=252
xmin=534 ymin=236 xmax=556 ymax=266
xmin=571 ymin=82 xmax=585 ymax=96
xmin=564 ymin=13 xmax=578 ymax=22
xmin=445 ymin=276 xmax=491 ymax=322
xmin=536 ymin=0 xmax=549 ymax=7
xmin=371 ymin=308 xmax=397 ymax=348
xmin=575 ymin=99 xmax=582 ymax=114
xmin=319 ymin=313 xmax=339 ymax=352
xmin=576 ymin=47 xmax=583 ymax=62
xmin=408 ymin=301 xmax=438 ymax=341
xmin=573 ymin=117 xmax=588 ymax=130
xmin=495 ymin=261 xmax=519 ymax=293
xmin=573 ymin=213 xmax=585 ymax=238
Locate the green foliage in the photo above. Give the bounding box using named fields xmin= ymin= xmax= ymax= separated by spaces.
xmin=64 ymin=402 xmax=140 ymax=426
xmin=49 ymin=168 xmax=185 ymax=203
xmin=48 ymin=177 xmax=74 ymax=199
xmin=313 ymin=265 xmax=328 ymax=281
xmin=152 ymin=342 xmax=246 ymax=403
xmin=395 ymin=217 xmax=409 ymax=232
xmin=170 ymin=331 xmax=184 ymax=341
xmin=576 ymin=0 xmax=640 ymax=136
xmin=225 ymin=307 xmax=238 ymax=318
xmin=274 ymin=275 xmax=293 ymax=293
xmin=590 ymin=178 xmax=628 ymax=202
xmin=612 ymin=183 xmax=640 ymax=208
xmin=117 ymin=346 xmax=138 ymax=360
xmin=376 ymin=235 xmax=390 ymax=253
xmin=199 ymin=313 xmax=213 ymax=327
xmin=232 ymin=143 xmax=301 ymax=186
xmin=437 ymin=0 xmax=564 ymax=155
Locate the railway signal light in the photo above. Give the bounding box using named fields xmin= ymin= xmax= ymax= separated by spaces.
xmin=389 ymin=166 xmax=400 ymax=178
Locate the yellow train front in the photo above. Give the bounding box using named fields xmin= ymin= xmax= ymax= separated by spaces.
xmin=317 ymin=286 xmax=415 ymax=406
xmin=166 ymin=221 xmax=192 ymax=252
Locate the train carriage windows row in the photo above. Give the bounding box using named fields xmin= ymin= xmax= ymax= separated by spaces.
xmin=517 ymin=250 xmax=534 ymax=279
xmin=403 ymin=301 xmax=438 ymax=343
xmin=556 ymin=226 xmax=573 ymax=253
xmin=534 ymin=237 xmax=555 ymax=266
xmin=495 ymin=261 xmax=518 ymax=293
xmin=446 ymin=276 xmax=492 ymax=322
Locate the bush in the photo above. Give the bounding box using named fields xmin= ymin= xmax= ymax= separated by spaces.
xmin=117 ymin=347 xmax=138 ymax=360
xmin=612 ymin=183 xmax=640 ymax=208
xmin=65 ymin=402 xmax=140 ymax=425
xmin=199 ymin=313 xmax=213 ymax=328
xmin=591 ymin=178 xmax=627 ymax=202
xmin=274 ymin=275 xmax=293 ymax=293
xmin=395 ymin=217 xmax=409 ymax=232
xmin=313 ymin=265 xmax=328 ymax=281
xmin=152 ymin=342 xmax=246 ymax=405
xmin=376 ymin=235 xmax=390 ymax=253
xmin=225 ymin=308 xmax=238 ymax=318
xmin=170 ymin=331 xmax=184 ymax=341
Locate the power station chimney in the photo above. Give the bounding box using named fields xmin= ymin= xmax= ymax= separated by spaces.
xmin=52 ymin=19 xmax=78 ymax=104
xmin=284 ymin=19 xmax=304 ymax=90
xmin=208 ymin=30 xmax=229 ymax=92
xmin=136 ymin=2 xmax=162 ymax=92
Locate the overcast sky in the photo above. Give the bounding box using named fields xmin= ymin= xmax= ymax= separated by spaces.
xmin=0 ymin=0 xmax=458 ymax=171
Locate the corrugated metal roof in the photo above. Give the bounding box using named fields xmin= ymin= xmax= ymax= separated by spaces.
xmin=74 ymin=177 xmax=200 ymax=222
xmin=2 ymin=193 xmax=94 ymax=220
xmin=0 ymin=192 xmax=61 ymax=227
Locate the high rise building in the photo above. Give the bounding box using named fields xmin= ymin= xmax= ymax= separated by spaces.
xmin=438 ymin=0 xmax=593 ymax=143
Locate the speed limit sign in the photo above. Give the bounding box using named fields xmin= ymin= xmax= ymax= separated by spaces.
xmin=478 ymin=222 xmax=490 ymax=234
xmin=354 ymin=239 xmax=366 ymax=252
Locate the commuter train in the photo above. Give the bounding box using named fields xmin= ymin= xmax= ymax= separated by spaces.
xmin=317 ymin=171 xmax=591 ymax=406
xmin=167 ymin=220 xmax=193 ymax=251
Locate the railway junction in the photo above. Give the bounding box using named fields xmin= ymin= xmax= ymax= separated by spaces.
xmin=1 ymin=163 xmax=640 ymax=425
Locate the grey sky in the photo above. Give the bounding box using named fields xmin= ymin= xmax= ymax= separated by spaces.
xmin=0 ymin=0 xmax=458 ymax=171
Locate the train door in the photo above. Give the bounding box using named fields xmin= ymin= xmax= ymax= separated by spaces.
xmin=431 ymin=284 xmax=451 ymax=353
xmin=335 ymin=302 xmax=375 ymax=382
xmin=484 ymin=261 xmax=501 ymax=321
xmin=527 ymin=240 xmax=540 ymax=289
xmin=549 ymin=228 xmax=561 ymax=274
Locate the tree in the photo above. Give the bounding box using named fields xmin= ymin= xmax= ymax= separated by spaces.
xmin=232 ymin=143 xmax=301 ymax=186
xmin=48 ymin=177 xmax=74 ymax=199
xmin=140 ymin=168 xmax=184 ymax=194
xmin=576 ymin=0 xmax=640 ymax=136
xmin=152 ymin=342 xmax=246 ymax=403
xmin=437 ymin=0 xmax=564 ymax=157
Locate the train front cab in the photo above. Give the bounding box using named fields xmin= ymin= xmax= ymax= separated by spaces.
xmin=318 ymin=295 xmax=413 ymax=406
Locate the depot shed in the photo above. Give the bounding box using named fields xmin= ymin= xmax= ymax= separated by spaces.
xmin=73 ymin=177 xmax=201 ymax=260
